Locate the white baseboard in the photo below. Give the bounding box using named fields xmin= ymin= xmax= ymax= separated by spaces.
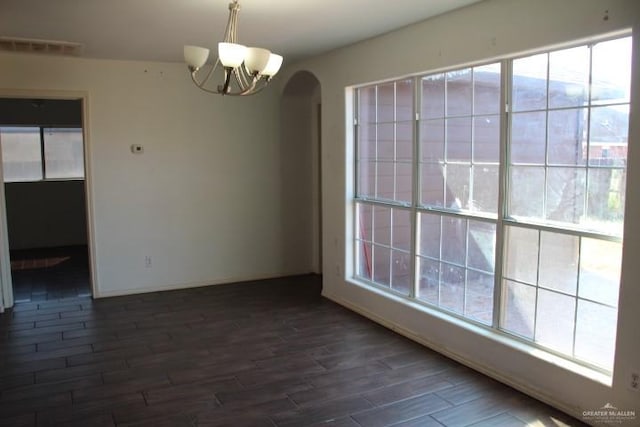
xmin=95 ymin=270 xmax=317 ymax=298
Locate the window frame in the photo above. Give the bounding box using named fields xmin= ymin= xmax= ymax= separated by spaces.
xmin=351 ymin=32 xmax=631 ymax=376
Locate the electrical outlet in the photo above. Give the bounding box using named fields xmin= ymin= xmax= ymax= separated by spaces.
xmin=144 ymin=256 xmax=152 ymax=268
xmin=630 ymin=371 xmax=640 ymax=392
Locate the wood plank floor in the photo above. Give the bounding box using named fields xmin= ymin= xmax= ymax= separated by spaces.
xmin=10 ymin=246 xmax=91 ymax=302
xmin=0 ymin=275 xmax=588 ymax=426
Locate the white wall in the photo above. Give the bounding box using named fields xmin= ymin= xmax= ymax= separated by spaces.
xmin=0 ymin=52 xmax=310 ymax=297
xmin=279 ymin=0 xmax=640 ymax=420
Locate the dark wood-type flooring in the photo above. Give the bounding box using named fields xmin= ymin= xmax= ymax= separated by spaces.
xmin=0 ymin=274 xmax=588 ymax=426
xmin=10 ymin=246 xmax=91 ymax=302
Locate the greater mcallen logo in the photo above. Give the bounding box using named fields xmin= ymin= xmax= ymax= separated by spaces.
xmin=582 ymin=403 xmax=636 ymax=424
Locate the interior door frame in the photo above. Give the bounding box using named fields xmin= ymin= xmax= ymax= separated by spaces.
xmin=0 ymin=89 xmax=97 ymax=308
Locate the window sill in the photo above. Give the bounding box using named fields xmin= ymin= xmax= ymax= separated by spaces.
xmin=344 ymin=277 xmax=613 ymax=387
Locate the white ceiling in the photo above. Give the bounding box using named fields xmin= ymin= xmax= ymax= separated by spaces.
xmin=0 ymin=0 xmax=483 ymax=64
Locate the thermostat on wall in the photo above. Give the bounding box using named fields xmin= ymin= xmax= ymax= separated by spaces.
xmin=131 ymin=144 xmax=144 ymax=154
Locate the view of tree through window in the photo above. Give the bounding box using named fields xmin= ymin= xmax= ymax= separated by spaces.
xmin=353 ymin=35 xmax=631 ymax=372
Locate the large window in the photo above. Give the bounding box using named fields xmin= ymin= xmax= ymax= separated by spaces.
xmin=353 ymin=35 xmax=631 ymax=373
xmin=0 ymin=127 xmax=84 ymax=182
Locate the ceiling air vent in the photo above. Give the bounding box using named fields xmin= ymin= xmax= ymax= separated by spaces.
xmin=0 ymin=37 xmax=83 ymax=56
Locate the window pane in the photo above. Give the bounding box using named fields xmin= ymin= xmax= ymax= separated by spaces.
xmin=472 ymin=165 xmax=498 ymax=214
xmin=502 ymin=280 xmax=536 ymax=339
xmin=358 ymin=86 xmax=377 ymax=123
xmin=591 ymin=37 xmax=632 ymax=105
xmin=376 ymin=162 xmax=394 ymax=200
xmin=466 ymin=270 xmax=494 ymax=325
xmin=474 ymin=63 xmax=501 ymax=115
xmin=0 ymin=127 xmax=42 ymax=182
xmin=377 ymin=83 xmax=395 ymax=122
xmin=373 ymin=206 xmax=391 ymax=246
xmin=373 ymin=245 xmax=391 ymax=286
xmin=446 ymin=69 xmax=472 ymax=117
xmin=445 ymin=164 xmax=470 ymax=209
xmin=588 ymin=105 xmax=629 ymax=167
xmin=44 ymin=128 xmax=84 ymax=179
xmin=357 ymin=161 xmax=375 ymax=197
xmin=535 ymin=289 xmax=575 ymax=354
xmin=549 ymin=45 xmax=589 ymax=109
xmin=473 ymin=115 xmax=499 ymax=163
xmin=545 ymin=167 xmax=585 ymax=225
xmin=396 ymin=79 xmax=414 ymax=122
xmin=422 ymin=74 xmax=445 ymax=119
xmin=512 ymin=53 xmax=548 ymax=112
xmin=441 ymin=217 xmax=466 ymax=266
xmin=421 ymin=119 xmax=444 ymax=162
xmin=538 ymin=232 xmax=578 ymax=295
xmin=548 ymin=108 xmax=587 ymax=166
xmin=377 ymin=123 xmax=394 ymax=160
xmin=418 ymin=258 xmax=439 ymax=304
xmin=586 ymin=168 xmax=625 ymax=235
xmin=575 ymin=300 xmax=617 ymax=369
xmin=357 ymin=80 xmax=415 ymax=205
xmin=356 ymin=241 xmax=372 ymax=280
xmin=510 ymin=111 xmax=546 ymax=164
xmin=417 ymin=212 xmax=497 ymax=324
xmin=579 ymin=238 xmax=621 ymax=307
xmin=392 ymin=209 xmax=411 ymax=251
xmin=446 ymin=117 xmax=471 ymax=162
xmin=395 ymin=162 xmax=412 ymax=203
xmin=504 ymin=226 xmax=538 ymax=284
xmin=357 ymin=203 xmax=373 ymax=241
xmin=357 ymin=124 xmax=376 ymax=161
xmin=396 ymin=122 xmax=413 ymax=161
xmin=420 ymin=163 xmax=444 ymax=207
xmin=468 ymin=220 xmax=496 ymax=273
xmin=508 ymin=166 xmax=545 ymax=219
xmin=418 ymin=213 xmax=440 ymax=258
xmin=440 ymin=264 xmax=465 ymax=314
xmin=391 ymin=250 xmax=411 ymax=296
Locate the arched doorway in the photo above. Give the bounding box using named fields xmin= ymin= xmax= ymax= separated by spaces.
xmin=280 ymin=71 xmax=322 ymax=275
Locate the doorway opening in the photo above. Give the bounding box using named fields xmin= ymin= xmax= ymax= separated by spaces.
xmin=0 ymin=98 xmax=91 ymax=303
xmin=281 ymin=71 xmax=322 ymax=275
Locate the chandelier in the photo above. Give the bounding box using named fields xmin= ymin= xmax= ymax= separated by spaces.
xmin=183 ymin=0 xmax=283 ymax=96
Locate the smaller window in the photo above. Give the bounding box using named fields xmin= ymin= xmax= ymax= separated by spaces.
xmin=0 ymin=126 xmax=84 ymax=183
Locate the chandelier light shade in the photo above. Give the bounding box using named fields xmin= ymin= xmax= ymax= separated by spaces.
xmin=184 ymin=0 xmax=283 ymax=96
xmin=184 ymin=46 xmax=210 ymax=69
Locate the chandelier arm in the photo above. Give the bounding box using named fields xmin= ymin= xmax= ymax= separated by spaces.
xmin=234 ymin=65 xmax=253 ymax=91
xmin=189 ymin=60 xmax=222 ymax=92
xmin=198 ymin=59 xmax=221 ymax=88
xmin=224 ymin=74 xmax=255 ymax=96
xmin=223 ymin=79 xmax=270 ymax=96
xmin=211 ymin=75 xmax=272 ymax=96
xmin=237 ymin=76 xmax=270 ymax=96
xmin=190 ymin=72 xmax=223 ymax=95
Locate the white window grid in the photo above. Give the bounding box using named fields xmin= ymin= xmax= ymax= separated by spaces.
xmin=352 ymin=35 xmax=630 ymax=374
